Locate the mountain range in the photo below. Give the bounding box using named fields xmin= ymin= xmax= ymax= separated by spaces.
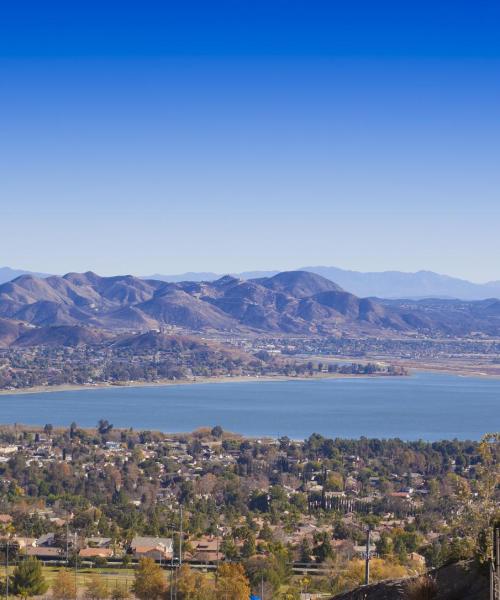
xmin=0 ymin=266 xmax=51 ymax=284
xmin=1 ymin=269 xmax=500 ymax=347
xmin=3 ymin=265 xmax=500 ymax=300
xmin=148 ymin=267 xmax=500 ymax=300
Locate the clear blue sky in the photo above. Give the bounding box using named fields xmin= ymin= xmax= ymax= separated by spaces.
xmin=1 ymin=1 xmax=499 ymax=281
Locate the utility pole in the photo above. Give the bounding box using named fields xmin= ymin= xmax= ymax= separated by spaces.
xmin=492 ymin=527 xmax=500 ymax=600
xmin=5 ymin=538 xmax=9 ymax=600
xmin=66 ymin=521 xmax=69 ymax=566
xmin=170 ymin=552 xmax=174 ymax=600
xmin=364 ymin=528 xmax=371 ymax=585
xmin=497 ymin=527 xmax=500 ymax=600
xmin=179 ymin=505 xmax=183 ymax=566
xmin=74 ymin=532 xmax=78 ymax=599
xmin=216 ymin=527 xmax=219 ymax=581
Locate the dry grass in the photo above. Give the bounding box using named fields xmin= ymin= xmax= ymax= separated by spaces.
xmin=405 ymin=575 xmax=438 ymax=600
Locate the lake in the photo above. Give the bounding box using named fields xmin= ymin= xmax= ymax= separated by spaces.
xmin=0 ymin=372 xmax=498 ymax=440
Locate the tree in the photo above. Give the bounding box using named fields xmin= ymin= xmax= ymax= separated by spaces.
xmin=259 ymin=521 xmax=273 ymax=542
xmin=10 ymin=557 xmax=48 ymax=599
xmin=241 ymin=534 xmax=256 ymax=558
xmin=216 ymin=563 xmax=251 ymax=600
xmin=300 ymin=538 xmax=312 ymax=563
xmin=313 ymin=536 xmax=333 ymax=563
xmin=111 ymin=584 xmax=131 ymax=599
xmin=211 ymin=425 xmax=223 ymax=438
xmin=220 ymin=537 xmax=238 ymax=560
xmin=277 ymin=587 xmax=300 ymax=600
xmin=132 ymin=557 xmax=166 ymax=600
xmin=51 ymin=568 xmax=77 ymax=599
xmin=375 ymin=532 xmax=393 ymax=557
xmin=176 ymin=564 xmax=214 ymax=600
xmin=244 ymin=557 xmax=274 ymax=599
xmin=98 ymin=419 xmax=113 ymax=435
xmin=85 ymin=573 xmax=108 ymax=599
xmin=332 ymin=558 xmax=409 ymax=592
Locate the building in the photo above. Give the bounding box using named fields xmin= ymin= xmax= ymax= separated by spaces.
xmin=130 ymin=536 xmax=173 ymax=562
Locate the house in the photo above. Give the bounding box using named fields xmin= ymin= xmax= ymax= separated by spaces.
xmin=389 ymin=491 xmax=412 ymax=500
xmin=79 ymin=547 xmax=114 ymax=559
xmin=36 ymin=533 xmax=56 ymax=547
xmin=353 ymin=544 xmax=377 ymax=559
xmin=0 ymin=514 xmax=13 ymax=525
xmin=12 ymin=536 xmax=37 ymax=549
xmin=188 ymin=537 xmax=224 ymax=563
xmin=26 ymin=547 xmax=62 ymax=559
xmin=86 ymin=537 xmax=112 ymax=548
xmin=130 ymin=536 xmax=173 ymax=561
xmin=105 ymin=441 xmax=122 ymax=451
xmin=409 ymin=552 xmax=426 ymax=566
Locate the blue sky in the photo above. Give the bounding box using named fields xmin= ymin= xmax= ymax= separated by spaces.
xmin=1 ymin=1 xmax=499 ymax=281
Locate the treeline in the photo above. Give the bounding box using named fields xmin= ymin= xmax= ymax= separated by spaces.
xmin=0 ymin=345 xmax=407 ymax=390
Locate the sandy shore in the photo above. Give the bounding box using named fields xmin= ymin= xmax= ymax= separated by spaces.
xmin=2 ymin=363 xmax=499 ymax=397
xmin=0 ymin=371 xmax=399 ymax=396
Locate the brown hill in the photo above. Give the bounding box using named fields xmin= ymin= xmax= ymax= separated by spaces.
xmin=14 ymin=325 xmax=112 ymax=347
xmin=0 ymin=318 xmax=30 ymax=348
xmin=255 ymin=269 xmax=343 ymax=297
xmin=0 ymin=270 xmax=500 ymax=337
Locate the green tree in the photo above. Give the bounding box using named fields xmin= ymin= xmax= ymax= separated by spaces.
xmin=10 ymin=557 xmax=48 ymax=600
xmin=241 ymin=534 xmax=256 ymax=558
xmin=376 ymin=532 xmax=393 ymax=558
xmin=211 ymin=425 xmax=223 ymax=438
xmin=220 ymin=537 xmax=238 ymax=560
xmin=299 ymin=537 xmax=312 ymax=562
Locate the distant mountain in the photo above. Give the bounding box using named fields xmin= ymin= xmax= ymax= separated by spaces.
xmin=4 ymin=266 xmax=499 ymax=300
xmin=254 ymin=270 xmax=343 ymax=297
xmin=302 ymin=266 xmax=500 ymax=300
xmin=148 ymin=267 xmax=500 ymax=300
xmin=0 ymin=267 xmax=51 ymax=285
xmin=146 ymin=271 xmax=221 ymax=283
xmin=1 ymin=269 xmax=500 ymax=342
xmin=146 ymin=270 xmax=281 ymax=283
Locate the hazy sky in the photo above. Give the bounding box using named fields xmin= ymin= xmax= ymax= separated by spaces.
xmin=1 ymin=1 xmax=499 ymax=281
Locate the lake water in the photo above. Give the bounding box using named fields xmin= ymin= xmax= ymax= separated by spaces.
xmin=0 ymin=372 xmax=498 ymax=440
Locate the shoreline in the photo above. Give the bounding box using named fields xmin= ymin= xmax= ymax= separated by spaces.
xmin=0 ymin=364 xmax=499 ymax=397
xmin=0 ymin=371 xmax=405 ymax=396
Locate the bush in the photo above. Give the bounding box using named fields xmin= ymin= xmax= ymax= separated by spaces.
xmin=405 ymin=575 xmax=438 ymax=600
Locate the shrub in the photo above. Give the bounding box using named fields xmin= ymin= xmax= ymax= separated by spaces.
xmin=405 ymin=575 xmax=438 ymax=600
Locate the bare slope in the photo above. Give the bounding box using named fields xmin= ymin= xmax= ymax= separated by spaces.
xmin=1 ymin=270 xmax=500 ymax=338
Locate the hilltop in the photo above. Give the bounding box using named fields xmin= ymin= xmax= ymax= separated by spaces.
xmin=4 ymin=265 xmax=500 ymax=301
xmin=1 ymin=270 xmax=500 ymax=345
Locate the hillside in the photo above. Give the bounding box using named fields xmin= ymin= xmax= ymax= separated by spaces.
xmin=330 ymin=560 xmax=489 ymax=600
xmin=0 ymin=266 xmax=51 ymax=285
xmin=4 ymin=265 xmax=500 ymax=300
xmin=143 ymin=267 xmax=500 ymax=300
xmin=1 ymin=270 xmax=500 ymax=341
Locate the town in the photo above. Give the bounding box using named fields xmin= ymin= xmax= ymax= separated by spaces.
xmin=0 ymin=423 xmax=496 ymax=598
xmin=0 ymin=336 xmax=406 ymax=391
